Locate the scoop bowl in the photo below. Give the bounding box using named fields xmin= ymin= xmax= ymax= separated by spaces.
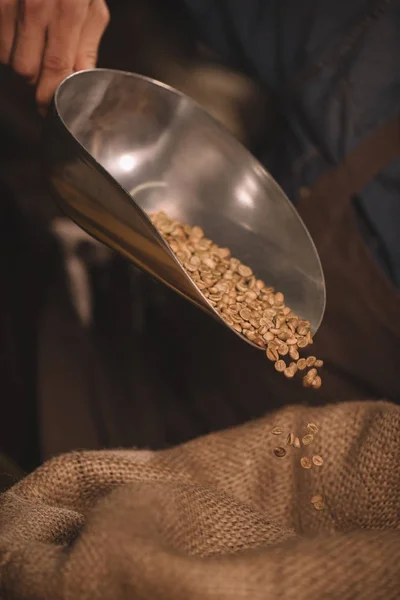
xmin=42 ymin=68 xmax=326 ymax=348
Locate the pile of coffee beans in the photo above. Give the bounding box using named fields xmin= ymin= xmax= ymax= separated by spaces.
xmin=151 ymin=211 xmax=323 ymax=388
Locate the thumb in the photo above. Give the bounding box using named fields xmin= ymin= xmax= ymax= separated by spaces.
xmin=74 ymin=0 xmax=110 ymax=71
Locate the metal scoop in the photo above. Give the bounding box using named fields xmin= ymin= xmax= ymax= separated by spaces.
xmin=42 ymin=69 xmax=325 ymax=348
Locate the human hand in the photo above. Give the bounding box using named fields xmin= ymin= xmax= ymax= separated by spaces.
xmin=0 ymin=0 xmax=110 ymax=111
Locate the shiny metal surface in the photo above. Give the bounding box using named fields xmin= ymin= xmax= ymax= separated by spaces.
xmin=42 ymin=68 xmax=325 ymax=348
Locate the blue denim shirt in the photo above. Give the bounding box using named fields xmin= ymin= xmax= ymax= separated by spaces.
xmin=183 ymin=0 xmax=400 ymax=288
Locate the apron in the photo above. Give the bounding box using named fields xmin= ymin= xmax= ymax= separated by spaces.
xmin=115 ymin=108 xmax=400 ymax=453
xmin=137 ymin=111 xmax=400 ymax=448
xmin=296 ymin=113 xmax=400 ymax=402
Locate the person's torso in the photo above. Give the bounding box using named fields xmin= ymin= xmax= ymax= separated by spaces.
xmin=184 ymin=0 xmax=400 ymax=287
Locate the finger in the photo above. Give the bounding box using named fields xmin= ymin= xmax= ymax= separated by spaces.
xmin=36 ymin=0 xmax=88 ymax=108
xmin=0 ymin=0 xmax=18 ymax=64
xmin=11 ymin=0 xmax=47 ymax=83
xmin=74 ymin=0 xmax=110 ymax=72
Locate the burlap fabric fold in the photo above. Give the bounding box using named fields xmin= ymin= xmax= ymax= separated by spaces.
xmin=0 ymin=400 xmax=399 ymax=599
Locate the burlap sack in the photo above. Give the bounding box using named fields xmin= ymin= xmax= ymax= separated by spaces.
xmin=0 ymin=400 xmax=399 ymax=599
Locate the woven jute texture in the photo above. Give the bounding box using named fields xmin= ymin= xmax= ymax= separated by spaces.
xmin=0 ymin=400 xmax=399 ymax=599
